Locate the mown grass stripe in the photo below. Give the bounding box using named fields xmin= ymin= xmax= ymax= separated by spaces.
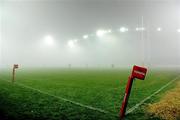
xmin=0 ymin=77 xmax=118 ymax=117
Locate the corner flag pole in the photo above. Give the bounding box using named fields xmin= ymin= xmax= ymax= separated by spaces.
xmin=119 ymin=65 xmax=147 ymax=119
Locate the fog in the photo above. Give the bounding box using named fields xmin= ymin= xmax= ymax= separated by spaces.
xmin=0 ymin=0 xmax=180 ymax=68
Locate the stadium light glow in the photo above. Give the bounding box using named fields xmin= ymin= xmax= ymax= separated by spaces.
xmin=177 ymin=29 xmax=180 ymax=33
xmin=83 ymin=35 xmax=88 ymax=39
xmin=157 ymin=27 xmax=162 ymax=31
xmin=136 ymin=27 xmax=145 ymax=31
xmin=73 ymin=39 xmax=78 ymax=43
xmin=44 ymin=35 xmax=55 ymax=46
xmin=119 ymin=27 xmax=128 ymax=32
xmin=96 ymin=29 xmax=107 ymax=37
xmin=67 ymin=39 xmax=78 ymax=48
xmin=67 ymin=40 xmax=74 ymax=48
xmin=107 ymin=29 xmax=112 ymax=33
xmin=136 ymin=28 xmax=139 ymax=31
xmin=141 ymin=27 xmax=145 ymax=31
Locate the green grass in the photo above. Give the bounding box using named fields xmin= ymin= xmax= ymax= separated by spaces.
xmin=0 ymin=68 xmax=179 ymax=120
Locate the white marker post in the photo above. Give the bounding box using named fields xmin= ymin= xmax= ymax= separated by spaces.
xmin=12 ymin=64 xmax=19 ymax=83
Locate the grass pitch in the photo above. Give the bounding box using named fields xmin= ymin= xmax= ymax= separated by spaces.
xmin=147 ymin=81 xmax=180 ymax=120
xmin=0 ymin=68 xmax=179 ymax=120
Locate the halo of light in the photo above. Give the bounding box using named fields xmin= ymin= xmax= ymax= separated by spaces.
xmin=67 ymin=40 xmax=75 ymax=48
xmin=83 ymin=35 xmax=88 ymax=39
xmin=67 ymin=39 xmax=78 ymax=48
xmin=73 ymin=39 xmax=78 ymax=43
xmin=136 ymin=28 xmax=139 ymax=31
xmin=44 ymin=35 xmax=55 ymax=46
xmin=107 ymin=29 xmax=112 ymax=33
xmin=157 ymin=27 xmax=162 ymax=31
xmin=136 ymin=27 xmax=145 ymax=31
xmin=177 ymin=29 xmax=180 ymax=33
xmin=96 ymin=30 xmax=107 ymax=37
xmin=119 ymin=27 xmax=128 ymax=32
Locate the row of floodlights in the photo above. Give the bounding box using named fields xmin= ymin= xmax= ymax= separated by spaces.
xmin=44 ymin=27 xmax=180 ymax=47
xmin=67 ymin=27 xmax=129 ymax=48
xmin=83 ymin=27 xmax=180 ymax=39
xmin=67 ymin=27 xmax=180 ymax=47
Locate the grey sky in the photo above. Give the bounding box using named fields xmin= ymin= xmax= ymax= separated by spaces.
xmin=0 ymin=0 xmax=180 ymax=68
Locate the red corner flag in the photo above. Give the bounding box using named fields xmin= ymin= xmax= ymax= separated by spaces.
xmin=120 ymin=65 xmax=147 ymax=119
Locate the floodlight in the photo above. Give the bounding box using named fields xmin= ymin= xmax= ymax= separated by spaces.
xmin=135 ymin=28 xmax=139 ymax=31
xmin=136 ymin=27 xmax=145 ymax=31
xmin=73 ymin=39 xmax=78 ymax=43
xmin=96 ymin=29 xmax=107 ymax=37
xmin=83 ymin=35 xmax=88 ymax=39
xmin=107 ymin=29 xmax=112 ymax=33
xmin=119 ymin=27 xmax=128 ymax=32
xmin=67 ymin=39 xmax=78 ymax=48
xmin=67 ymin=40 xmax=74 ymax=48
xmin=157 ymin=27 xmax=162 ymax=31
xmin=177 ymin=29 xmax=180 ymax=33
xmin=44 ymin=35 xmax=54 ymax=46
xmin=141 ymin=27 xmax=145 ymax=31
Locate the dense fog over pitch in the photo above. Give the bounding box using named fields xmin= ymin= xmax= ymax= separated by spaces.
xmin=0 ymin=0 xmax=180 ymax=68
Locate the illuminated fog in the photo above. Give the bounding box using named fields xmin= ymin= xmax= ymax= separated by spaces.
xmin=0 ymin=0 xmax=180 ymax=68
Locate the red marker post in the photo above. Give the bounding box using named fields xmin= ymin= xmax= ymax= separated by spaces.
xmin=120 ymin=65 xmax=147 ymax=119
xmin=12 ymin=64 xmax=19 ymax=83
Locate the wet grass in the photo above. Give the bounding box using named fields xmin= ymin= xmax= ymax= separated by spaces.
xmin=0 ymin=68 xmax=179 ymax=120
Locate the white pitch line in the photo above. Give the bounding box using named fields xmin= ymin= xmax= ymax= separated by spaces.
xmin=0 ymin=78 xmax=112 ymax=115
xmin=126 ymin=75 xmax=180 ymax=115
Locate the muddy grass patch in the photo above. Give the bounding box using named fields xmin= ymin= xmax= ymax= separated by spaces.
xmin=147 ymin=81 xmax=180 ymax=120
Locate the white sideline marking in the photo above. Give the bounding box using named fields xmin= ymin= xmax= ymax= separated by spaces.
xmin=1 ymin=75 xmax=179 ymax=116
xmin=0 ymin=78 xmax=111 ymax=115
xmin=126 ymin=75 xmax=180 ymax=115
